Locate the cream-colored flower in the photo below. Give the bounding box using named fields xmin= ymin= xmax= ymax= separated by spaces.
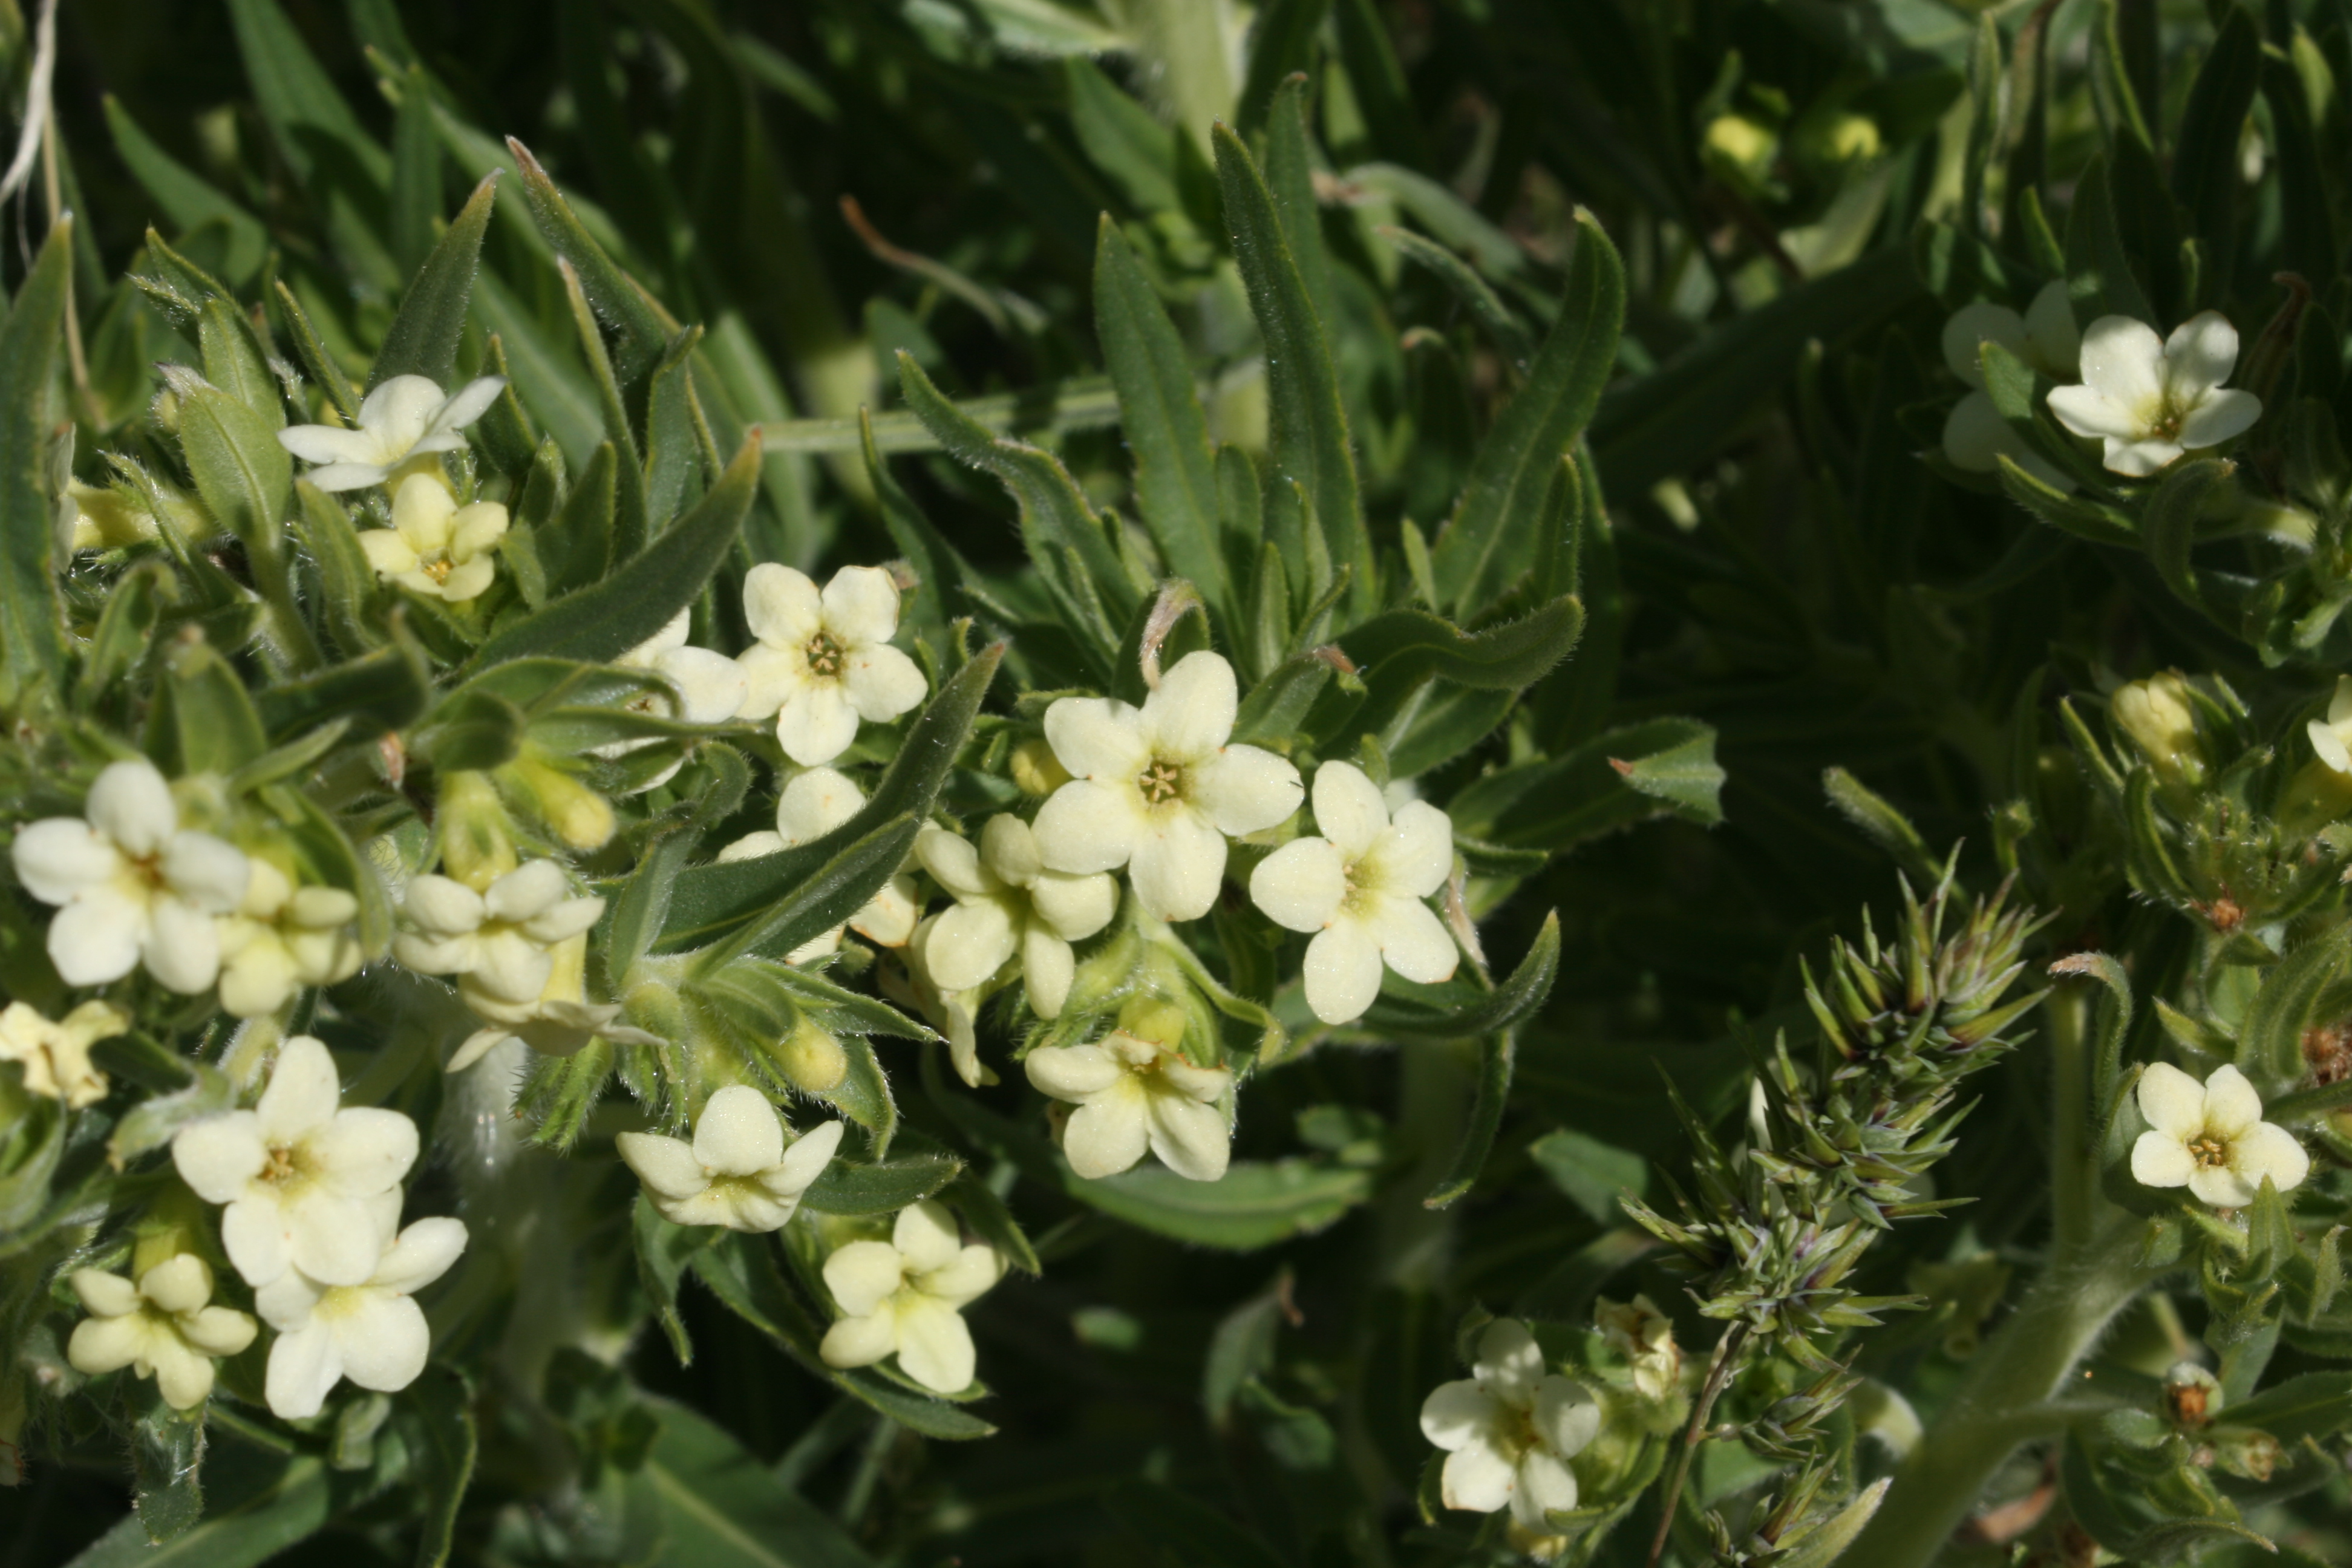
xmin=617 ymin=1085 xmax=844 ymax=1231
xmin=217 ymin=860 xmax=363 ymax=1018
xmin=393 ymin=859 xmax=605 ymax=1008
xmin=171 ymin=1036 xmax=419 ymax=1287
xmin=1249 ymin=760 xmax=1457 ymax=1024
xmin=11 ymin=759 xmax=250 ymax=992
xmin=2131 ymin=1062 xmax=2308 ymax=1208
xmin=1939 ymin=284 xmax=2081 ymax=488
xmin=916 ymin=817 xmax=1117 ymax=1019
xmin=66 ymin=1256 xmax=256 ymax=1411
xmin=818 ymin=1200 xmax=1003 ymax=1394
xmin=901 ymin=912 xmax=991 ymax=1088
xmin=1033 ymin=652 xmax=1302 ymax=921
xmin=2049 ymin=312 xmax=2262 ymax=477
xmin=1024 ymin=1030 xmax=1232 ymax=1182
xmin=592 ymin=610 xmax=748 ymax=792
xmin=1595 ymin=1295 xmax=1682 ymax=1403
xmin=277 ymin=374 xmax=505 ymax=492
xmin=358 ymin=473 xmax=508 ymax=603
xmin=716 ymin=767 xmax=919 ymax=961
xmin=255 ymin=1215 xmax=468 ymax=1419
xmin=2308 ymin=676 xmax=2352 ymax=775
xmin=1420 ymin=1319 xmax=1601 ymax=1529
xmin=442 ymin=926 xmax=659 ymax=1073
xmin=738 ymin=564 xmax=927 ymax=766
xmin=0 ymin=999 xmax=126 ymax=1108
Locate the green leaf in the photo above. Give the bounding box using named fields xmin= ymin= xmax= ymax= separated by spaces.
xmin=1529 ymin=1128 xmax=1649 ymax=1226
xmin=1073 ymin=1159 xmax=1376 ymax=1250
xmin=0 ymin=220 xmax=74 ymax=696
xmin=642 ymin=326 xmax=706 ymax=529
xmin=1431 ymin=212 xmax=1622 ymax=616
xmin=505 ymin=137 xmax=668 ymax=390
xmin=269 ymin=282 xmax=362 ymax=422
xmin=252 ymin=632 xmax=433 ymax=743
xmin=371 ymin=174 xmax=498 ymax=391
xmin=1777 ymin=1478 xmax=1892 ymax=1568
xmin=178 ymin=384 xmax=293 ymax=555
xmin=1094 ymin=218 xmax=1227 ymax=612
xmin=659 ymin=644 xmax=1001 ymax=952
xmin=1423 ymin=1027 xmax=1518 ymax=1210
xmin=103 ymin=96 xmax=268 ymax=285
xmin=691 ymin=816 xmax=921 ymax=972
xmin=198 ymin=299 xmax=283 ymax=428
xmin=66 ymin=1452 xmax=332 ymax=1568
xmin=1448 ymin=718 xmax=1723 ymax=849
xmin=387 ymin=64 xmax=439 ymax=279
xmin=1362 ymin=910 xmax=1561 ymax=1047
xmin=2238 ymin=921 xmax=2352 ymax=1088
xmin=400 ymin=1368 xmax=476 ymax=1568
xmin=2063 ymin=155 xmax=2156 ymax=327
xmin=1821 ymin=766 xmax=1943 ymax=887
xmin=1213 ymin=119 xmax=1370 ymax=612
xmin=2220 ymin=1371 xmax=2352 ymax=1442
xmin=161 ymin=635 xmax=268 ymax=775
xmin=634 ymin=1192 xmax=714 ymax=1365
xmin=132 ymin=1402 xmax=206 ymax=1544
xmin=468 ymin=434 xmax=758 ymax=670
xmin=1105 ymin=1480 xmax=1290 ymax=1568
xmin=642 ymin=1401 xmax=879 ymax=1568
xmin=1338 ymin=595 xmax=1584 ymax=691
xmin=800 ymin=1154 xmax=964 ymax=1217
xmin=1377 ymin=223 xmax=1535 ymax=367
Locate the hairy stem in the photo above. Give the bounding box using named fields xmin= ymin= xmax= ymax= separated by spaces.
xmin=1838 ymin=1223 xmax=2155 ymax=1567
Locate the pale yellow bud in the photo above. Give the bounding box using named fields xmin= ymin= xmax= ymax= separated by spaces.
xmin=2111 ymin=675 xmax=2206 ymax=786
xmin=1009 ymin=737 xmax=1071 ymax=797
xmin=437 ymin=771 xmax=518 ymax=890
xmin=779 ymin=1018 xmax=848 ymax=1093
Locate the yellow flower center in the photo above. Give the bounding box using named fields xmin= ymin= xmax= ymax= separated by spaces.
xmin=1137 ymin=759 xmax=1184 ymax=806
xmin=260 ymin=1142 xmax=304 ymax=1186
xmin=2188 ymin=1135 xmax=2230 ymax=1168
xmin=422 ymin=555 xmax=454 ymax=584
xmin=805 ymin=630 xmax=846 ymax=678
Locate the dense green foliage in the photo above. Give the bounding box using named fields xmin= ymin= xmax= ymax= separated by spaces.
xmin=5 ymin=2 xmax=2352 ymax=1566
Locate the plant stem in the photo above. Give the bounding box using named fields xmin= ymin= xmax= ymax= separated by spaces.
xmin=1837 ymin=1223 xmax=2155 ymax=1567
xmin=2047 ymin=985 xmax=2096 ymax=1253
xmin=1646 ymin=1322 xmax=1747 ymax=1568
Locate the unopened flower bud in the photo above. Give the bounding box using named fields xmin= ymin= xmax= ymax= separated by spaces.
xmin=1702 ymin=114 xmax=1777 ymax=186
xmin=1794 ymin=109 xmax=1880 ymax=170
xmin=2162 ymin=1361 xmax=2221 ymax=1429
xmin=498 ymin=753 xmax=615 ymax=851
xmin=436 ymin=771 xmax=518 ymax=890
xmin=779 ymin=1017 xmax=848 ymax=1094
xmin=1009 ymin=736 xmax=1071 ymax=797
xmin=2112 ymin=675 xmax=2206 ymax=788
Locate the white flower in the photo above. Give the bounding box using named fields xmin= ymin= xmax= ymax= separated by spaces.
xmin=916 ymin=817 xmax=1118 ymax=1019
xmin=2130 ymin=1062 xmax=2309 ymax=1209
xmin=716 ymin=767 xmax=919 ymax=960
xmin=592 ymin=610 xmax=750 ymax=791
xmin=818 ymin=1200 xmax=1004 ymax=1394
xmin=442 ymin=925 xmax=659 ymax=1073
xmin=1025 ymin=1029 xmax=1233 ymax=1181
xmin=1033 ymin=652 xmax=1302 ymax=921
xmin=277 ymin=374 xmax=505 ymax=492
xmin=171 ymin=1035 xmax=419 ymax=1288
xmin=617 ymin=1085 xmax=844 ymax=1232
xmin=358 ymin=473 xmax=509 ymax=603
xmin=217 ymin=860 xmax=362 ymax=1019
xmin=2308 ymin=676 xmax=2352 ymax=775
xmin=1939 ymin=287 xmax=2079 ymax=488
xmin=2048 ymin=312 xmax=2263 ymax=477
xmin=66 ymin=1256 xmax=256 ymax=1411
xmin=255 ymin=1215 xmax=468 ymax=1419
xmin=0 ymin=998 xmax=126 ymax=1108
xmin=901 ymin=912 xmax=991 ymax=1088
xmin=1249 ymin=760 xmax=1458 ymax=1024
xmin=1420 ymin=1319 xmax=1602 ymax=1529
xmin=393 ymin=859 xmax=605 ymax=1008
xmin=10 ymin=758 xmax=250 ymax=992
xmin=738 ymin=564 xmax=927 ymax=766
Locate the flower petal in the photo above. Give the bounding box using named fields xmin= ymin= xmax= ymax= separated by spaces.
xmin=2130 ymin=1129 xmax=2195 ymax=1189
xmin=734 ymin=642 xmax=802 ymax=722
xmin=47 ymin=890 xmax=145 ymax=985
xmin=1440 ymin=1440 xmax=1516 ymax=1515
xmin=160 ymin=833 xmax=250 ymax=912
xmin=171 ymin=1111 xmax=267 ymax=1203
xmin=2076 ymin=315 xmax=2167 ymax=411
xmin=1379 ymin=801 xmax=1455 ymax=898
xmin=2232 ymin=1122 xmax=2310 ymax=1195
xmin=333 ymin=1292 xmax=432 ymax=1393
xmin=67 ymin=1315 xmax=148 ymax=1377
xmin=618 ymin=1131 xmax=710 ymax=1200
xmin=768 ymin=1118 xmax=845 ymax=1195
xmin=405 ymin=874 xmax=485 ymax=936
xmin=777 ymin=766 xmax=864 ymax=846
xmin=694 ymin=1085 xmax=786 ymax=1177
xmin=1941 ymin=390 xmax=2014 ymax=473
xmin=360 ymin=376 xmax=449 ymax=456
xmin=1144 ymin=1088 xmax=1231 ymax=1181
xmin=657 ymin=646 xmax=747 ymax=724
xmin=278 ymin=422 xmax=382 ymax=466
xmin=87 ymin=759 xmax=177 ymax=856
xmin=2177 ymin=388 xmax=2261 ymax=450
xmin=1302 ymin=922 xmax=1385 ymax=1024
xmin=1029 ymin=868 xmax=1118 ymax=942
xmin=779 ymin=681 xmax=860 ymax=766
xmin=1419 ymin=1378 xmax=1503 ymax=1451
xmin=371 ymin=1216 xmax=469 ymax=1295
xmin=2163 ymin=310 xmax=2240 ymax=399
xmin=1025 ymin=1042 xmax=1122 ymax=1100
xmin=1044 ymin=696 xmax=1150 ymax=782
xmin=427 ymin=376 xmax=506 ymax=439
xmin=920 ymin=1244 xmax=1004 ymax=1307
xmin=264 ymin=1319 xmax=343 ymax=1419
xmin=1473 ymin=1319 xmax=1546 ymax=1406
xmin=843 ymin=644 xmax=926 ymax=722
xmin=11 ymin=817 xmax=119 ymax=904
xmin=819 ymin=1310 xmax=897 ymax=1370
xmin=2024 ymin=281 xmax=2082 ymax=378
xmin=288 ymin=1190 xmax=396 ymax=1287
xmin=1032 ymin=779 xmax=1145 ymax=875
xmin=2047 ymin=384 xmax=2144 ymax=441
xmin=824 ymin=1241 xmax=906 ymax=1318
xmin=71 ymin=1269 xmax=142 ymax=1317
xmin=744 ymin=563 xmax=823 ymax=648
xmin=979 ymin=814 xmax=1042 ymax=886
xmin=1064 ymin=1086 xmax=1151 ymax=1178
xmin=2187 ymin=1163 xmax=2258 ymax=1209
xmin=311 ymin=1106 xmax=420 ymax=1197
xmin=2135 ymin=1061 xmax=2207 ymax=1138
xmin=821 ymin=564 xmax=903 ymax=646
xmin=1143 ymin=652 xmax=1238 ymax=760
xmin=2201 ymin=1064 xmax=2263 ymax=1140
xmin=1371 ymin=895 xmax=1458 ymax=985
xmin=2314 ymin=717 xmax=2352 ymax=776
xmin=924 ymin=899 xmax=1019 ymax=993
xmin=892 ymin=1200 xmax=964 ymax=1275
xmin=1189 ymin=745 xmax=1303 ymax=836
xmin=180 ymin=1305 xmax=257 ymax=1357
xmin=2103 ymin=436 xmax=2183 ymax=477
xmin=257 ymin=1036 xmax=343 ymax=1142
xmin=1512 ymin=1448 xmax=1579 ymax=1527
xmin=1128 ymin=809 xmax=1228 ymax=921
xmin=218 ymin=1197 xmax=290 ymax=1289
xmin=486 ymin=859 xmax=569 ymax=923
xmin=1022 ymin=926 xmax=1076 ymax=1019
xmin=1534 ymin=1375 xmax=1602 ymax=1455
xmin=892 ymin=1295 xmax=977 ymax=1393
xmin=916 ymin=825 xmax=993 ymax=899
xmin=302 ymin=462 xmax=391 ymax=492
xmin=142 ymin=895 xmax=223 ymax=993
xmin=1309 ymin=760 xmax=1388 ymax=857
xmin=1250 ymin=836 xmax=1346 ymax=932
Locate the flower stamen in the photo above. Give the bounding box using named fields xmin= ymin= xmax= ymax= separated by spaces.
xmin=1137 ymin=759 xmax=1184 ymax=806
xmin=805 ymin=630 xmax=846 ymax=678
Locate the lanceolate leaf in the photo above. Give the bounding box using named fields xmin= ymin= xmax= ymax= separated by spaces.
xmin=1074 ymin=1160 xmax=1376 ymax=1250
xmin=1448 ymin=717 xmax=1724 ymax=848
xmin=2238 ymin=922 xmax=2352 ymax=1087
xmin=1432 ymin=212 xmax=1624 ymax=616
xmin=1363 ymin=910 xmax=1561 ymax=1047
xmin=0 ymin=220 xmax=73 ymax=695
xmin=1337 ymin=595 xmax=1584 ymax=691
xmin=505 ymin=137 xmax=671 ymax=388
xmin=468 ymin=434 xmax=759 ymax=670
xmin=1212 ymin=120 xmax=1371 ymax=613
xmin=371 ymin=174 xmax=498 ymax=390
xmin=1094 ymin=218 xmax=1227 ymax=612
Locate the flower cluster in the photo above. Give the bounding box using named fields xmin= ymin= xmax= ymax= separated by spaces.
xmin=817 ymin=1199 xmax=1004 ymax=1395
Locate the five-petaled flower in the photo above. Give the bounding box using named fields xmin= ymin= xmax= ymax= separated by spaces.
xmin=66 ymin=1256 xmax=256 ymax=1411
xmin=1025 ymin=1029 xmax=1233 ymax=1182
xmin=916 ymin=816 xmax=1119 ymax=1020
xmin=357 ymin=473 xmax=509 ymax=603
xmin=1249 ymin=760 xmax=1458 ymax=1024
xmin=217 ymin=860 xmax=363 ymax=1019
xmin=738 ymin=564 xmax=927 ymax=766
xmin=1033 ymin=652 xmax=1302 ymax=921
xmin=171 ymin=1035 xmax=419 ymax=1287
xmin=2130 ymin=1062 xmax=2309 ymax=1209
xmin=593 ymin=610 xmax=750 ymax=791
xmin=618 ymin=1085 xmax=845 ymax=1231
xmin=11 ymin=758 xmax=250 ymax=993
xmin=1419 ymin=1319 xmax=1602 ymax=1529
xmin=717 ymin=766 xmax=918 ymax=961
xmin=1939 ymin=282 xmax=2080 ymax=487
xmin=2049 ymin=312 xmax=2262 ymax=477
xmin=276 ymin=374 xmax=505 ymax=492
xmin=393 ymin=860 xmax=607 ymax=1016
xmin=818 ymin=1200 xmax=1004 ymax=1394
xmin=255 ymin=1215 xmax=468 ymax=1420
xmin=0 ymin=999 xmax=126 ymax=1108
